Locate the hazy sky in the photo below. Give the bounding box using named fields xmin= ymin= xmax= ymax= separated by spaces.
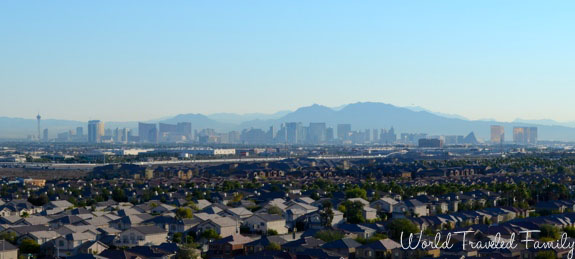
xmin=1 ymin=1 xmax=574 ymax=122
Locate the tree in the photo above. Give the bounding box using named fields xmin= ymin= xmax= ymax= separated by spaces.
xmin=0 ymin=232 xmax=17 ymax=243
xmin=267 ymin=206 xmax=283 ymax=215
xmin=320 ymin=207 xmax=334 ymax=227
xmin=341 ymin=201 xmax=365 ymax=224
xmin=565 ymin=226 xmax=575 ymax=238
xmin=265 ymin=242 xmax=281 ymax=251
xmin=28 ymin=194 xmax=49 ymax=206
xmin=231 ymin=193 xmax=244 ymax=204
xmin=19 ymin=238 xmax=40 ymax=254
xmin=112 ymin=188 xmax=128 ymax=202
xmin=176 ymin=244 xmax=200 ymax=259
xmin=187 ymin=202 xmax=199 ymax=211
xmin=176 ymin=207 xmax=194 ymax=219
xmin=201 ymin=229 xmax=221 ymax=240
xmin=321 ymin=200 xmax=333 ymax=209
xmin=539 ymin=224 xmax=560 ymax=240
xmin=387 ymin=218 xmax=420 ymax=241
xmin=345 ymin=187 xmax=367 ymax=199
xmin=172 ymin=233 xmax=183 ymax=243
xmin=267 ymin=229 xmax=278 ymax=236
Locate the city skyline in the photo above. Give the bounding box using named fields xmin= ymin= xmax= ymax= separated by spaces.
xmin=3 ymin=101 xmax=575 ymax=141
xmin=27 ymin=118 xmax=533 ymax=146
xmin=1 ymin=1 xmax=575 ymax=121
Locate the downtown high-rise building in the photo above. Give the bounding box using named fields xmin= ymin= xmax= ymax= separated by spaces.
xmin=325 ymin=127 xmax=334 ymax=142
xmin=380 ymin=127 xmax=396 ymax=144
xmin=513 ymin=127 xmax=538 ymax=145
xmin=159 ymin=122 xmax=192 ymax=142
xmin=337 ymin=124 xmax=351 ymax=141
xmin=308 ymin=122 xmax=326 ymax=144
xmin=139 ymin=122 xmax=158 ymax=143
xmin=88 ymin=120 xmax=104 ymax=143
xmin=372 ymin=129 xmax=380 ymax=142
xmin=43 ymin=128 xmax=49 ymax=142
xmin=490 ymin=125 xmax=505 ymax=144
xmin=285 ymin=122 xmax=301 ymax=144
xmin=76 ymin=127 xmax=83 ymax=137
xmin=114 ymin=128 xmax=130 ymax=143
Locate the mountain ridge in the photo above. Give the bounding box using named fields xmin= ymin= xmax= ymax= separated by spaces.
xmin=1 ymin=102 xmax=574 ymax=141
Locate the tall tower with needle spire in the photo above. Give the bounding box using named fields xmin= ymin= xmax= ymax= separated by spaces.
xmin=36 ymin=114 xmax=41 ymax=141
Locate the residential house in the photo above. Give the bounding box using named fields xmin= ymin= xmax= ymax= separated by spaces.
xmin=110 ymin=214 xmax=154 ymax=230
xmin=115 ymin=226 xmax=168 ymax=247
xmin=195 ymin=216 xmax=239 ymax=238
xmin=243 ymin=213 xmax=288 ymax=234
xmin=363 ymin=206 xmax=378 ymax=221
xmin=0 ymin=240 xmax=18 ymax=259
xmin=207 ymin=234 xmax=253 ymax=258
xmin=52 ymin=232 xmax=98 ymax=257
xmin=370 ymin=197 xmax=399 ymax=213
xmin=281 ymin=236 xmax=325 ymax=254
xmin=356 ymin=239 xmax=401 ymax=259
xmin=244 ymin=236 xmax=288 ymax=254
xmin=393 ymin=199 xmax=428 ymax=217
xmin=299 ymin=209 xmax=345 ymax=229
xmin=19 ymin=230 xmax=60 ymax=245
xmin=321 ymin=238 xmax=362 ymax=258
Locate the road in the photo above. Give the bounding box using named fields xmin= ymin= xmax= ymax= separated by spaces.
xmin=0 ymin=151 xmax=406 ymax=169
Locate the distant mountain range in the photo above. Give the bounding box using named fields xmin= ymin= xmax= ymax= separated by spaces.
xmin=1 ymin=102 xmax=575 ymax=141
xmin=512 ymin=119 xmax=575 ymax=128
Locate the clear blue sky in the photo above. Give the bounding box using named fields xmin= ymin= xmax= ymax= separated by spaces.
xmin=1 ymin=1 xmax=574 ymax=122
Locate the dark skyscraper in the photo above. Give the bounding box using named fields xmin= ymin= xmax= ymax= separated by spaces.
xmin=139 ymin=122 xmax=158 ymax=143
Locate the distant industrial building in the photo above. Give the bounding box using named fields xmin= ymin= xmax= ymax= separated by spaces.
xmin=401 ymin=133 xmax=427 ymax=145
xmin=176 ymin=148 xmax=237 ymax=158
xmin=88 ymin=120 xmax=104 ymax=143
xmin=112 ymin=148 xmax=152 ymax=156
xmin=419 ymin=138 xmax=443 ymax=148
xmin=491 ymin=125 xmax=505 ymax=144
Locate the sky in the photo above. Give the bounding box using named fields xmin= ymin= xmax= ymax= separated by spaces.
xmin=1 ymin=1 xmax=574 ymax=122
